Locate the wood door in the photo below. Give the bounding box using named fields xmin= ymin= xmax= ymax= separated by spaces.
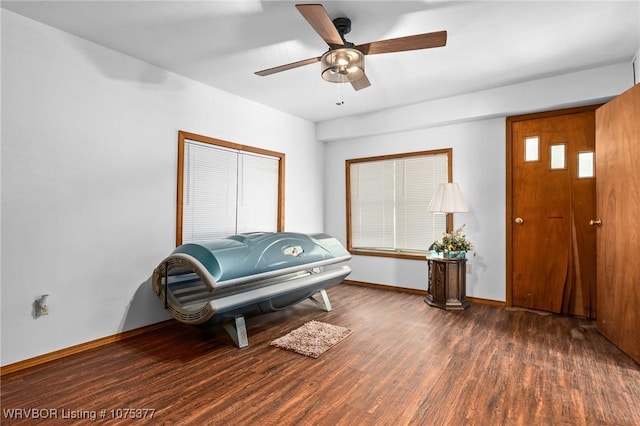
xmin=595 ymin=84 xmax=640 ymax=364
xmin=507 ymin=107 xmax=597 ymax=317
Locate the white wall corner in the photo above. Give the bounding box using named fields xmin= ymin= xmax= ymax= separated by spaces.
xmin=633 ymin=45 xmax=640 ymax=85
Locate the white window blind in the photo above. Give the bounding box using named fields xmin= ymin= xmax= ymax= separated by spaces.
xmin=349 ymin=152 xmax=448 ymax=254
xmin=236 ymin=152 xmax=280 ymax=234
xmin=181 ymin=139 xmax=280 ymax=244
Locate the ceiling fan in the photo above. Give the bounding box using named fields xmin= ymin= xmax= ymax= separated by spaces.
xmin=255 ymin=3 xmax=447 ymax=91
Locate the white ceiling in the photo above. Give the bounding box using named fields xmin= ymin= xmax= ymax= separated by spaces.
xmin=3 ymin=1 xmax=639 ymax=123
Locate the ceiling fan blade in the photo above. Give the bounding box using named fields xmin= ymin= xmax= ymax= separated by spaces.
xmin=356 ymin=30 xmax=447 ymax=55
xmin=351 ymin=73 xmax=371 ymax=91
xmin=255 ymin=57 xmax=320 ymax=76
xmin=295 ymin=4 xmax=344 ymax=47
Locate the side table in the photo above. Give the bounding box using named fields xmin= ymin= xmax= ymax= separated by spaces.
xmin=425 ymin=255 xmax=469 ymax=310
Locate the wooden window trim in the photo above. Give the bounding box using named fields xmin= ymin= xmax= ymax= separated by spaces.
xmin=345 ymin=148 xmax=453 ymax=260
xmin=176 ymin=130 xmax=285 ymax=246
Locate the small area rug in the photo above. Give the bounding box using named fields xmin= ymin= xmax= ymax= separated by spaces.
xmin=270 ymin=320 xmax=352 ymax=358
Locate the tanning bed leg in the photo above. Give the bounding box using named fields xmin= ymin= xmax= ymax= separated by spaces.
xmin=307 ymin=289 xmax=332 ymax=312
xmin=223 ymin=315 xmax=249 ymax=348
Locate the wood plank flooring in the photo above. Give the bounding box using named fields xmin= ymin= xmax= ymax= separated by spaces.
xmin=2 ymin=284 xmax=639 ymax=425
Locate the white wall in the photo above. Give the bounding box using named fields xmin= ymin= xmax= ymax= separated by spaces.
xmin=325 ymin=119 xmax=505 ymax=299
xmin=323 ymin=62 xmax=634 ymax=301
xmin=0 ymin=11 xmax=324 ymax=366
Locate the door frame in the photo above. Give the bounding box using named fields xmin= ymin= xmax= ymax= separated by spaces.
xmin=505 ymin=104 xmax=603 ymax=307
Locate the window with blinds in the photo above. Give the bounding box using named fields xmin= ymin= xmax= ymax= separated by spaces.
xmin=177 ymin=131 xmax=284 ymax=245
xmin=346 ymin=149 xmax=451 ymax=259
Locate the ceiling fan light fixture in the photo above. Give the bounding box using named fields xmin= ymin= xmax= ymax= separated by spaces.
xmin=321 ymin=48 xmax=364 ymax=83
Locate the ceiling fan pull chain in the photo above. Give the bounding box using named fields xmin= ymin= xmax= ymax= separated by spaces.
xmin=336 ymin=74 xmax=345 ymax=106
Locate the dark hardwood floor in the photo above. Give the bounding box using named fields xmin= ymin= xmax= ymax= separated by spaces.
xmin=2 ymin=284 xmax=639 ymax=425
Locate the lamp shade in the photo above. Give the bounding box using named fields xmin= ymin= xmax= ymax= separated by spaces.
xmin=427 ymin=183 xmax=469 ymax=213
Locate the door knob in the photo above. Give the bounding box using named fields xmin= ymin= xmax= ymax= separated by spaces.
xmin=589 ymin=219 xmax=602 ymax=227
xmin=514 ymin=217 xmax=524 ymax=224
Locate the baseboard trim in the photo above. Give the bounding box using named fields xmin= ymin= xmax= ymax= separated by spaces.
xmin=343 ymin=279 xmax=426 ymax=295
xmin=343 ymin=280 xmax=506 ymax=307
xmin=0 ymin=320 xmax=174 ymax=376
xmin=467 ymin=296 xmax=506 ymax=307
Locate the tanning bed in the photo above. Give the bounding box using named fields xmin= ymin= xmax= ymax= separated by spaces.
xmin=152 ymin=232 xmax=351 ymax=347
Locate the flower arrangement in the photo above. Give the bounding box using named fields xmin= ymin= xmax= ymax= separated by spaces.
xmin=432 ymin=226 xmax=473 ymax=254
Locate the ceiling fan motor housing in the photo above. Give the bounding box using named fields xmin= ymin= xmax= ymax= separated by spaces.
xmin=333 ymin=17 xmax=351 ymax=38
